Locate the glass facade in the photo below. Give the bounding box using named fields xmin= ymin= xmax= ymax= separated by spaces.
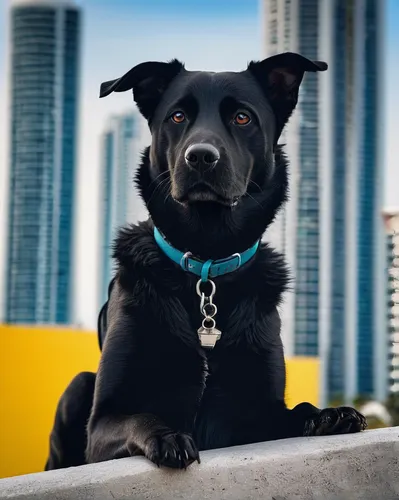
xmin=99 ymin=114 xmax=137 ymax=307
xmin=263 ymin=0 xmax=384 ymax=401
xmin=328 ymin=0 xmax=348 ymax=399
xmin=356 ymin=0 xmax=378 ymax=396
xmin=57 ymin=7 xmax=79 ymax=323
xmin=294 ymin=0 xmax=320 ymax=356
xmin=328 ymin=0 xmax=382 ymax=399
xmin=100 ymin=131 xmax=114 ymax=309
xmin=6 ymin=3 xmax=80 ymax=324
xmin=384 ymin=215 xmax=399 ymax=392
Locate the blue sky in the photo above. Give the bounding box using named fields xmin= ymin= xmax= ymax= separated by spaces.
xmin=82 ymin=0 xmax=259 ymax=17
xmin=0 ymin=0 xmax=398 ymax=328
xmin=386 ymin=0 xmax=399 ymax=207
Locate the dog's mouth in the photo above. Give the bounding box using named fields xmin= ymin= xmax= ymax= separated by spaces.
xmin=175 ymin=183 xmax=239 ymax=207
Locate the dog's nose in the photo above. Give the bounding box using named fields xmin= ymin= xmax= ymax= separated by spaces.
xmin=185 ymin=144 xmax=220 ymax=169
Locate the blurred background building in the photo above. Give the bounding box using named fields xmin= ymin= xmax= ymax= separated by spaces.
xmin=0 ymin=0 xmax=397 ymax=432
xmin=383 ymin=208 xmax=399 ymax=393
xmin=98 ymin=112 xmax=148 ymax=308
xmin=5 ymin=0 xmax=80 ymax=324
xmin=0 ymin=0 xmax=398 ymax=479
xmin=262 ymin=0 xmax=386 ymax=405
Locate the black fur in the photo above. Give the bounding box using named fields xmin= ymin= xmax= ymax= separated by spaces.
xmin=46 ymin=53 xmax=366 ymax=471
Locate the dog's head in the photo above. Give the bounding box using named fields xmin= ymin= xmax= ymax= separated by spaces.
xmin=100 ymin=53 xmax=327 ymax=258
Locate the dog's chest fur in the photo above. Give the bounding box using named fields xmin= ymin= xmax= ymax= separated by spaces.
xmin=113 ymin=220 xmax=290 ymax=449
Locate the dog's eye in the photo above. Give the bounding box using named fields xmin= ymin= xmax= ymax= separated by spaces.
xmin=233 ymin=112 xmax=251 ymax=126
xmin=170 ymin=111 xmax=186 ymax=124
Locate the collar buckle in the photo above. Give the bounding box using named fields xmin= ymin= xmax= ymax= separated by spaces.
xmin=180 ymin=252 xmax=193 ymax=271
xmin=231 ymin=252 xmax=242 ymax=271
xmin=213 ymin=252 xmax=242 ymax=276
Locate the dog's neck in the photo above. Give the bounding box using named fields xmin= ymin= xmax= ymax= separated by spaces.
xmin=136 ymin=146 xmax=288 ymax=261
xmin=153 ymin=225 xmax=260 ymax=281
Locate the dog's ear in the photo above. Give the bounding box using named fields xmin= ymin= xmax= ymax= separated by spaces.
xmin=99 ymin=59 xmax=185 ymax=121
xmin=248 ymin=52 xmax=327 ymax=141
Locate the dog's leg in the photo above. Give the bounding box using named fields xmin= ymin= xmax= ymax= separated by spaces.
xmin=87 ymin=413 xmax=200 ymax=469
xmin=251 ymin=309 xmax=367 ymax=439
xmin=86 ymin=279 xmax=205 ymax=469
xmin=45 ymin=371 xmax=96 ymax=470
xmin=283 ymin=402 xmax=367 ymax=438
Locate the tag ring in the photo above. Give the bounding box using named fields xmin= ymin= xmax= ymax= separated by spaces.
xmin=202 ymin=317 xmax=216 ymax=330
xmin=196 ymin=279 xmax=216 ymax=298
xmin=201 ymin=302 xmax=217 ymax=318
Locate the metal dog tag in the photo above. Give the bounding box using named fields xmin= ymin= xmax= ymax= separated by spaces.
xmin=196 ymin=279 xmax=222 ymax=348
xmin=197 ymin=325 xmax=222 ymax=348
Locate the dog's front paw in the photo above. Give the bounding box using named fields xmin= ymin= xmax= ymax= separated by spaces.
xmin=304 ymin=406 xmax=367 ymax=436
xmin=143 ymin=431 xmax=200 ymax=469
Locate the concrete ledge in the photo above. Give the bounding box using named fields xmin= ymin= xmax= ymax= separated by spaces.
xmin=1 ymin=427 xmax=398 ymax=500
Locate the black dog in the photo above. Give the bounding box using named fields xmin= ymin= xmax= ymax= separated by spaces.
xmin=45 ymin=53 xmax=366 ymax=471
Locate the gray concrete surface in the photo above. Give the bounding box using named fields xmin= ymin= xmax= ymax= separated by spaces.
xmin=0 ymin=427 xmax=398 ymax=500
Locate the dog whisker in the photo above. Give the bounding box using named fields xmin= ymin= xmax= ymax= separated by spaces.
xmin=148 ymin=170 xmax=169 ymax=188
xmin=147 ymin=177 xmax=171 ymax=207
xmin=246 ymin=192 xmax=264 ymax=209
xmin=249 ymin=180 xmax=262 ymax=192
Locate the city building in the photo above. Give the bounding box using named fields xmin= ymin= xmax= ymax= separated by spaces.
xmin=262 ymin=0 xmax=386 ymax=404
xmin=383 ymin=209 xmax=399 ymax=393
xmin=5 ymin=0 xmax=81 ymax=324
xmin=98 ymin=112 xmax=149 ymax=308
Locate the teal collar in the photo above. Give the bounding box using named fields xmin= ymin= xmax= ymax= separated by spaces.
xmin=154 ymin=227 xmax=260 ymax=282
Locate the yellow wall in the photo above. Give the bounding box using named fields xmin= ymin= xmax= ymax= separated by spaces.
xmin=0 ymin=325 xmax=319 ymax=479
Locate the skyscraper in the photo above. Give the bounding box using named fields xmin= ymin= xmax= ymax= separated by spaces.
xmin=98 ymin=112 xmax=149 ymax=308
xmin=262 ymin=0 xmax=386 ymax=404
xmin=383 ymin=209 xmax=399 ymax=394
xmin=5 ymin=0 xmax=81 ymax=324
